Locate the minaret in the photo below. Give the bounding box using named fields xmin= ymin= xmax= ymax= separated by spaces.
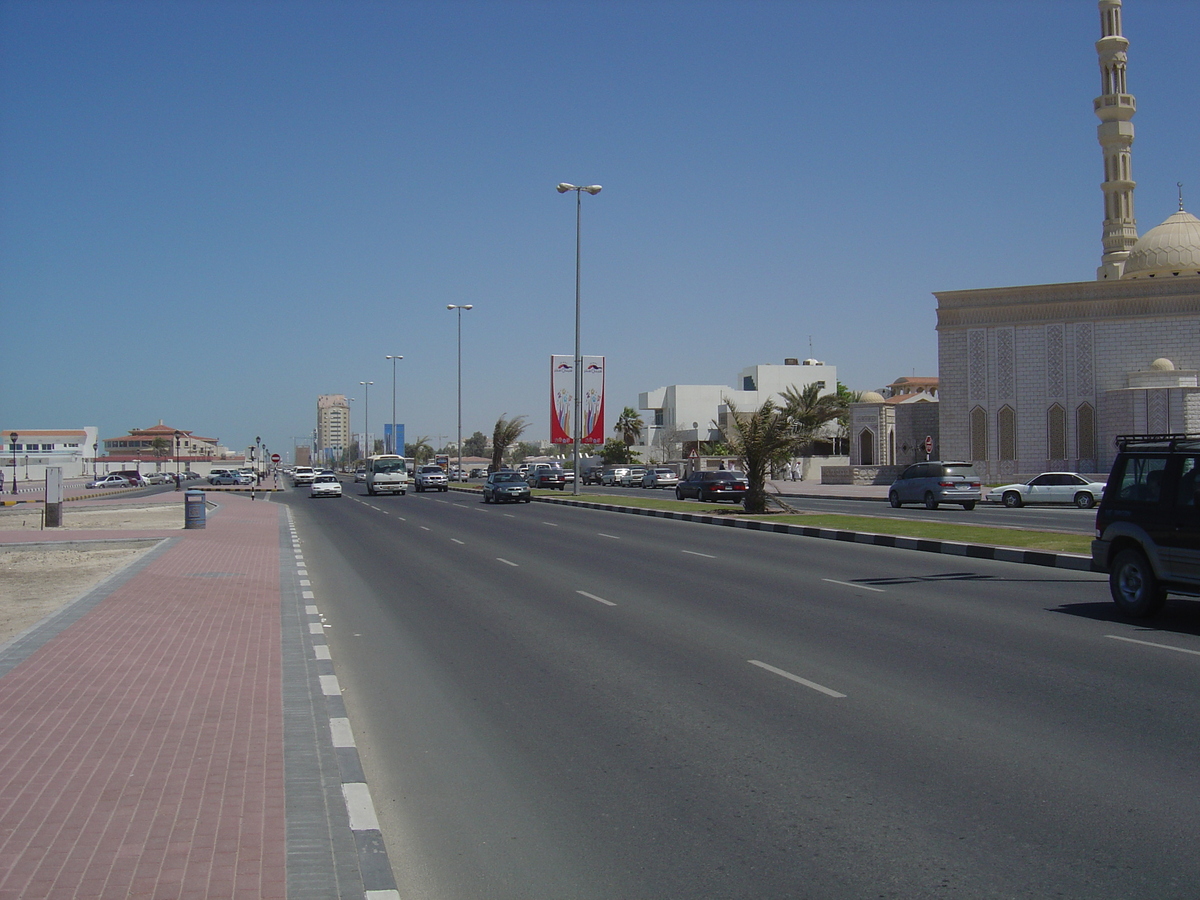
xmin=1095 ymin=0 xmax=1137 ymax=280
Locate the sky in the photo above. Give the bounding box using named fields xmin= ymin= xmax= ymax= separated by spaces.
xmin=2 ymin=0 xmax=1197 ymax=460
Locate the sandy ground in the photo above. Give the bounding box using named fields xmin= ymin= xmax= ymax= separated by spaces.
xmin=0 ymin=505 xmax=180 ymax=644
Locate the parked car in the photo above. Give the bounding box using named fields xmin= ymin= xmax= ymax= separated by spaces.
xmin=888 ymin=461 xmax=981 ymax=510
xmin=208 ymin=472 xmax=240 ymax=485
xmin=415 ymin=465 xmax=449 ymax=492
xmin=620 ymin=467 xmax=647 ymax=487
xmin=986 ymin=472 xmax=1108 ymax=508
xmin=310 ymin=473 xmax=343 ymax=498
xmin=86 ymin=474 xmax=131 ymax=489
xmin=112 ymin=470 xmax=146 ymax=486
xmin=601 ymin=467 xmax=631 ymax=486
xmin=528 ymin=468 xmax=566 ymax=490
xmin=236 ymin=470 xmax=256 ymax=484
xmin=482 ymin=470 xmax=532 ymax=503
xmin=641 ymin=467 xmax=679 ymax=489
xmin=675 ymin=470 xmax=750 ymax=503
xmin=145 ymin=472 xmax=173 ymax=485
xmin=470 ymin=468 xmax=489 ymax=479
xmin=1091 ymin=433 xmax=1200 ymax=618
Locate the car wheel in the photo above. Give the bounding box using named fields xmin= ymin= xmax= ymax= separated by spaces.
xmin=889 ymin=490 xmax=901 ymax=508
xmin=1074 ymin=492 xmax=1095 ymax=509
xmin=961 ymin=501 xmax=976 ymax=510
xmin=923 ymin=492 xmax=939 ymax=510
xmin=524 ymin=497 xmax=531 ymax=503
xmin=367 ymin=487 xmax=375 ymax=495
xmin=675 ymin=488 xmax=684 ymax=500
xmin=1109 ymin=547 xmax=1167 ymax=618
xmin=1002 ymin=491 xmax=1023 ymax=508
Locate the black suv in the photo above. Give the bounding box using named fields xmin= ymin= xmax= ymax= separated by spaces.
xmin=1091 ymin=433 xmax=1200 ymax=618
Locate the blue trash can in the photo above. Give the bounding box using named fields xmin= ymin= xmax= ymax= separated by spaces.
xmin=184 ymin=490 xmax=206 ymax=529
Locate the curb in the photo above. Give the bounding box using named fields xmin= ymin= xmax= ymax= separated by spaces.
xmin=448 ymin=486 xmax=1093 ymax=572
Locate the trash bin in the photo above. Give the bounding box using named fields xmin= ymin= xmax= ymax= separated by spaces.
xmin=184 ymin=489 xmax=206 ymax=529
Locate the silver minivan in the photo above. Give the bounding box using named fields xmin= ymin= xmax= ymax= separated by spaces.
xmin=889 ymin=461 xmax=981 ymax=510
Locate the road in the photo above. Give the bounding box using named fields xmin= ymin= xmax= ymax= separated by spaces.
xmin=282 ymin=483 xmax=1200 ymax=899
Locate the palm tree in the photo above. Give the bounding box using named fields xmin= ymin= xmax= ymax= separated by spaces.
xmin=407 ymin=436 xmax=433 ymax=463
xmin=780 ymin=383 xmax=846 ymax=454
xmin=615 ymin=406 xmax=645 ymax=447
xmin=718 ymin=397 xmax=796 ymax=513
xmin=491 ymin=414 xmax=529 ymax=472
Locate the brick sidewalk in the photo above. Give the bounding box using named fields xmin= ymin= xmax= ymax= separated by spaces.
xmin=0 ymin=493 xmax=373 ymax=899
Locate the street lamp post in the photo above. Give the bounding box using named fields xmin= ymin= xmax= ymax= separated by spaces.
xmin=174 ymin=431 xmax=182 ymax=490
xmin=556 ymin=182 xmax=602 ymax=495
xmin=446 ymin=305 xmax=474 ymax=480
xmin=386 ymin=355 xmax=404 ymax=455
xmin=359 ymin=382 xmax=373 ymax=460
xmin=9 ymin=432 xmax=17 ymax=495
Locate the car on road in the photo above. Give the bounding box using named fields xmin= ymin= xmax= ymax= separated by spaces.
xmin=354 ymin=467 xmax=367 ymax=483
xmin=208 ymin=472 xmax=240 ymax=485
xmin=888 ymin=461 xmax=981 ymax=510
xmin=310 ymin=473 xmax=343 ymax=498
xmin=415 ymin=465 xmax=449 ymax=492
xmin=86 ymin=474 xmax=131 ymax=489
xmin=675 ymin=470 xmax=750 ymax=503
xmin=601 ymin=467 xmax=631 ymax=486
xmin=527 ymin=468 xmax=566 ymax=490
xmin=986 ymin=472 xmax=1108 ymax=509
xmin=291 ymin=466 xmax=316 ymax=485
xmin=641 ymin=467 xmax=679 ymax=489
xmin=470 ymin=468 xmax=489 ymax=479
xmin=1091 ymin=433 xmax=1200 ymax=618
xmin=482 ymin=470 xmax=532 ymax=503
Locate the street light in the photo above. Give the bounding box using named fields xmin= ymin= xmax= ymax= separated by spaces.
xmin=446 ymin=305 xmax=474 ymax=480
xmin=556 ymin=182 xmax=602 ymax=495
xmin=385 ymin=355 xmax=404 ymax=455
xmin=359 ymin=382 xmax=373 ymax=460
xmin=9 ymin=432 xmax=17 ymax=495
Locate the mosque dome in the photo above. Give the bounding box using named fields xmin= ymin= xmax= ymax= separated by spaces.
xmin=1150 ymin=357 xmax=1175 ymax=371
xmin=1122 ymin=209 xmax=1200 ymax=278
xmin=859 ymin=391 xmax=885 ymax=403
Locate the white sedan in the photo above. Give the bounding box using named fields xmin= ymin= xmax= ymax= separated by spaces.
xmin=310 ymin=474 xmax=343 ymax=498
xmin=986 ymin=472 xmax=1107 ymax=508
xmin=641 ymin=467 xmax=680 ymax=488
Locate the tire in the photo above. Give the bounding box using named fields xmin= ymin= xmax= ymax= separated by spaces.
xmin=524 ymin=497 xmax=531 ymax=503
xmin=961 ymin=501 xmax=976 ymax=510
xmin=889 ymin=490 xmax=901 ymax=509
xmin=367 ymin=487 xmax=375 ymax=496
xmin=1074 ymin=492 xmax=1095 ymax=509
xmin=483 ymin=493 xmax=490 ymax=503
xmin=924 ymin=492 xmax=939 ymax=510
xmin=675 ymin=487 xmax=684 ymax=500
xmin=1109 ymin=547 xmax=1167 ymax=618
xmin=1002 ymin=491 xmax=1023 ymax=508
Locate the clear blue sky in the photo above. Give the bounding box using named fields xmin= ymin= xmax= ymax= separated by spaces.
xmin=2 ymin=0 xmax=1197 ymax=459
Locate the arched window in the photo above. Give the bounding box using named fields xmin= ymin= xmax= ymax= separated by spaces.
xmin=858 ymin=428 xmax=875 ymax=466
xmin=1076 ymin=403 xmax=1096 ymax=462
xmin=970 ymin=406 xmax=988 ymax=462
xmin=998 ymin=406 xmax=1017 ymax=461
xmin=1047 ymin=404 xmax=1067 ymax=461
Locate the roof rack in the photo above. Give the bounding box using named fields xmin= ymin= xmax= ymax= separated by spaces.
xmin=1114 ymin=433 xmax=1200 ymax=451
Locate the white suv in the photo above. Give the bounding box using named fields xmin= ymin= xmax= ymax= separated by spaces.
xmin=415 ymin=465 xmax=448 ymax=492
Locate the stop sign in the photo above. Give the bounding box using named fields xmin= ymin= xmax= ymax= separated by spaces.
xmin=271 ymin=453 xmax=281 ymax=464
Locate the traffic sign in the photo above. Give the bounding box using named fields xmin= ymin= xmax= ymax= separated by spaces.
xmin=271 ymin=453 xmax=281 ymax=464
xmin=923 ymin=435 xmax=934 ymax=454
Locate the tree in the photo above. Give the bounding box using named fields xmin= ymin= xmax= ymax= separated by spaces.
xmin=463 ymin=431 xmax=488 ymax=457
xmin=491 ymin=415 xmax=529 ymax=472
xmin=150 ymin=436 xmax=170 ymax=462
xmin=599 ymin=438 xmax=638 ymax=464
xmin=513 ymin=441 xmax=541 ymax=463
xmin=718 ymin=398 xmax=796 ymax=513
xmin=615 ymin=406 xmax=645 ymax=447
xmin=406 ymin=436 xmax=433 ymax=463
xmin=780 ymin=383 xmax=847 ymax=455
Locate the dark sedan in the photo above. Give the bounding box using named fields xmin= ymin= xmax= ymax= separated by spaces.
xmin=527 ymin=469 xmax=566 ymax=490
xmin=482 ymin=470 xmax=532 ymax=503
xmin=675 ymin=470 xmax=750 ymax=503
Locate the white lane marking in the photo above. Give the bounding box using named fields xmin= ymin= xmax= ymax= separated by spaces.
xmin=319 ymin=674 xmax=342 ymax=696
xmin=504 ymin=514 xmax=515 ymax=518
xmin=451 ymin=538 xmax=465 ymax=545
xmin=302 ymin=590 xmax=315 ymax=599
xmin=577 ymin=590 xmax=616 ymax=607
xmin=598 ymin=533 xmax=621 ymax=540
xmin=297 ymin=568 xmax=308 ymax=576
xmin=682 ymin=550 xmax=716 ymax=558
xmin=1105 ymin=634 xmax=1200 ymax=657
xmin=305 ymin=604 xmax=318 ymax=614
xmin=309 ymin=623 xmax=324 ymax=635
xmin=748 ymin=660 xmax=846 ymax=698
xmin=543 ymin=522 xmax=559 ymax=527
xmin=330 ymin=717 xmax=355 ymax=747
xmin=497 ymin=558 xmax=518 ymax=567
xmin=300 ymin=579 xmax=311 ymax=586
xmin=342 ymin=782 xmax=381 ymax=831
xmin=314 ymin=645 xmax=331 ymax=660
xmin=822 ymin=578 xmax=886 ymax=593
xmin=396 ymin=517 xmax=406 ymax=522
xmin=420 ymin=526 xmax=431 ymax=531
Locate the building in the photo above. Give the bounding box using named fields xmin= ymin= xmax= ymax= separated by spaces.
xmin=102 ymin=422 xmax=221 ymax=462
xmin=935 ymin=0 xmax=1200 ymax=481
xmin=2 ymin=427 xmax=99 ymax=482
xmin=316 ymin=394 xmax=350 ymax=463
xmin=639 ymin=358 xmax=837 ymax=460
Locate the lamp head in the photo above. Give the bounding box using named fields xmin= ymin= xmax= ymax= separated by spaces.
xmin=583 ymin=185 xmax=602 ymax=194
xmin=556 ymin=183 xmax=575 ymax=193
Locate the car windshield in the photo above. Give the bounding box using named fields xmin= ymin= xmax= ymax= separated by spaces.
xmin=373 ymin=460 xmax=404 ymax=473
xmin=314 ymin=475 xmax=336 ymax=483
xmin=493 ymin=473 xmax=522 ymax=483
xmin=421 ymin=466 xmax=442 ymax=473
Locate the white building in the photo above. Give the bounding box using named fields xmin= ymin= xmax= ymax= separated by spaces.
xmin=316 ymin=394 xmax=350 ymax=463
xmin=639 ymin=358 xmax=837 ymax=459
xmin=2 ymin=427 xmax=99 ymax=483
xmin=935 ymin=0 xmax=1200 ymax=481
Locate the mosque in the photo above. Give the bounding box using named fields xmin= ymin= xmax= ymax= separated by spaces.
xmin=933 ymin=0 xmax=1200 ymax=481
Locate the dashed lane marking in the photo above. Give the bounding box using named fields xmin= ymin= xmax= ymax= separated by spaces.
xmin=1105 ymin=634 xmax=1200 ymax=657
xmin=682 ymin=550 xmax=716 ymax=558
xmin=577 ymin=590 xmax=616 ymax=607
xmin=822 ymin=578 xmax=887 ymax=593
xmin=748 ymin=660 xmax=846 ymax=698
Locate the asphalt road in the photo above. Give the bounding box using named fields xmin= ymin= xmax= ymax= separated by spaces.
xmin=282 ymin=484 xmax=1200 ymax=899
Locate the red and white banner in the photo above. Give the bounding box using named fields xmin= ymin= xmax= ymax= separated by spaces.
xmin=550 ymin=355 xmax=605 ymax=444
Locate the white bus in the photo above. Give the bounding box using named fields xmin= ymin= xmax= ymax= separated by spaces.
xmin=365 ymin=454 xmax=410 ymax=495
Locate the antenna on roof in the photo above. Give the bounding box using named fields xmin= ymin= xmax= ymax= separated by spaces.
xmin=808 ymin=335 xmax=813 ymax=356
xmin=1179 ymin=181 xmax=1185 ymax=211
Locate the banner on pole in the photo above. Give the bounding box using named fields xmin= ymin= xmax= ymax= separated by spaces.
xmin=550 ymin=355 xmax=605 ymax=444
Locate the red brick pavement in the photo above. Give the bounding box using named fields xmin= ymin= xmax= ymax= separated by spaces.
xmin=0 ymin=494 xmax=287 ymax=899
